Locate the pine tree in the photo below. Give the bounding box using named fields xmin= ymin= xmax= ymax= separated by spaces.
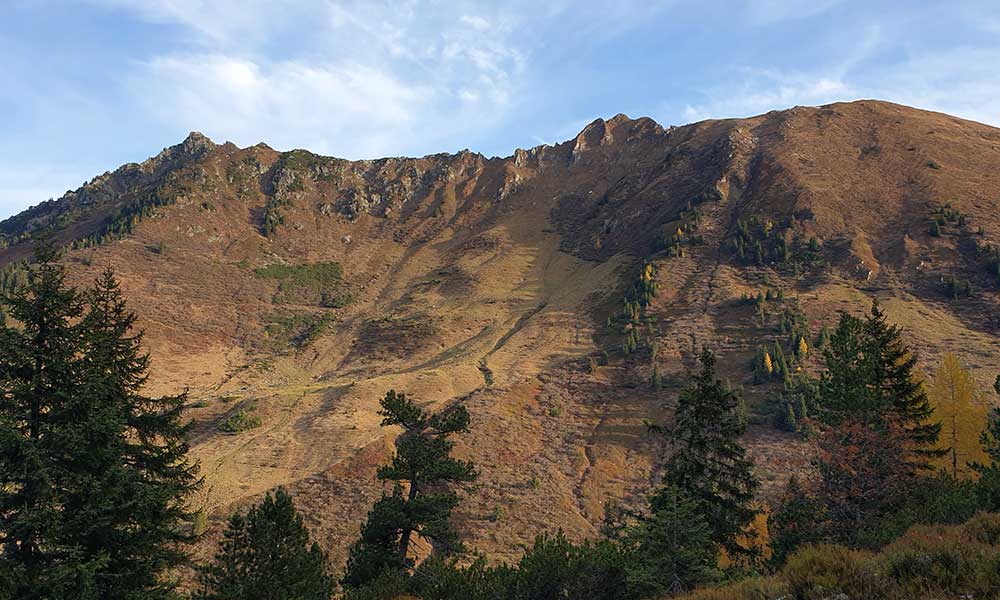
xmin=659 ymin=349 xmax=759 ymax=557
xmin=196 ymin=488 xmax=334 ymax=600
xmin=343 ymin=391 xmax=477 ymax=590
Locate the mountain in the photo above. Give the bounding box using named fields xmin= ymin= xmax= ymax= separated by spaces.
xmin=3 ymin=99 xmax=1000 ymax=568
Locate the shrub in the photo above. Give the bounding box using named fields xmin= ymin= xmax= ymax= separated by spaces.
xmin=782 ymin=544 xmax=888 ymax=599
xmin=254 ymin=262 xmax=346 ymax=306
xmin=218 ymin=409 xmax=262 ymax=433
xmin=877 ymin=521 xmax=1000 ymax=596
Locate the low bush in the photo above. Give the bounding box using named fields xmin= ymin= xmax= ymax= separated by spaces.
xmin=218 ymin=409 xmax=262 ymax=433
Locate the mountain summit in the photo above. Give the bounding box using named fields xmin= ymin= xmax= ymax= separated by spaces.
xmin=2 ymin=99 xmax=999 ymax=566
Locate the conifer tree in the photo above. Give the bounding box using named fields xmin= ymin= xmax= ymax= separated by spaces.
xmin=343 ymin=391 xmax=477 ymax=590
xmin=797 ymin=336 xmax=808 ymax=358
xmin=196 ymin=488 xmax=334 ymax=600
xmin=623 ymin=485 xmax=717 ymax=595
xmin=818 ymin=302 xmax=941 ymax=470
xmin=73 ymin=267 xmax=201 ymax=597
xmin=928 ymin=354 xmax=989 ymax=477
xmin=763 ymin=351 xmax=773 ymax=377
xmin=651 ymin=364 xmax=662 ymax=391
xmin=659 ymin=349 xmax=759 ymax=557
xmin=0 ymin=244 xmax=87 ymax=597
xmin=862 ymin=301 xmax=941 ymax=459
xmin=815 ymin=324 xmax=829 ymax=349
xmin=0 ymin=252 xmax=200 ymax=598
xmin=767 ymin=477 xmax=824 ymax=566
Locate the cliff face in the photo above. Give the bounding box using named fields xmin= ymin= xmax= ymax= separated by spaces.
xmin=3 ymin=99 xmax=1000 ymax=567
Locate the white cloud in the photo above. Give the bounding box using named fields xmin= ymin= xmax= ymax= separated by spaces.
xmin=678 ymin=71 xmax=856 ymax=123
xmin=137 ymin=54 xmax=433 ymax=156
xmin=115 ymin=1 xmax=529 ymax=158
xmin=86 ymin=0 xmax=288 ymax=43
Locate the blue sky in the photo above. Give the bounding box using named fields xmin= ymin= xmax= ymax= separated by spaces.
xmin=2 ymin=1 xmax=999 ymax=220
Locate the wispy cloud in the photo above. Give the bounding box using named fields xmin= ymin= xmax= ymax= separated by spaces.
xmin=678 ymin=71 xmax=856 ymax=123
xmin=113 ymin=1 xmax=528 ymax=157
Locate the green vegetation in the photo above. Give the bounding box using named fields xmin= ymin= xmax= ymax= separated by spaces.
xmin=681 ymin=513 xmax=1000 ymax=600
xmin=263 ymin=311 xmax=336 ymax=350
xmin=217 ymin=407 xmax=263 ymax=433
xmin=344 ymin=390 xmax=477 ymax=595
xmin=7 ymin=240 xmax=1000 ymax=599
xmin=254 ymin=261 xmax=350 ymax=306
xmin=607 ymin=262 xmax=658 ymax=356
xmin=657 ymin=349 xmax=760 ymax=558
xmin=260 ymin=196 xmax=291 ymax=236
xmin=730 ymin=216 xmax=823 ymax=273
xmin=196 ymin=488 xmax=334 ymax=600
xmin=72 ymin=190 xmax=177 ymax=249
xmin=0 ymin=246 xmax=199 ymax=599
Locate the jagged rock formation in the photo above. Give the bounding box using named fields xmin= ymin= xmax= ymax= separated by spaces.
xmin=2 ymin=100 xmax=1000 ymax=568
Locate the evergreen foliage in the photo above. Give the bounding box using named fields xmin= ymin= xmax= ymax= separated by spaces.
xmin=767 ymin=477 xmax=824 ymax=567
xmin=196 ymin=488 xmax=334 ymax=600
xmin=817 ymin=301 xmax=941 ymax=468
xmin=0 ymin=247 xmax=199 ymax=599
xmin=622 ymin=485 xmax=718 ymax=595
xmin=658 ymin=349 xmax=759 ymax=557
xmin=343 ymin=391 xmax=477 ymax=591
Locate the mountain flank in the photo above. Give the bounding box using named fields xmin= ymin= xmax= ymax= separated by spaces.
xmin=2 ymin=99 xmax=1000 ymax=568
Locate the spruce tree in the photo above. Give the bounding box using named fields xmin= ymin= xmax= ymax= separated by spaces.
xmin=819 ymin=302 xmax=941 ymax=469
xmin=343 ymin=391 xmax=477 ymax=590
xmin=862 ymin=300 xmax=941 ymax=460
xmin=0 ymin=254 xmax=200 ymax=599
xmin=767 ymin=477 xmax=824 ymax=566
xmin=817 ymin=312 xmax=869 ymax=420
xmin=0 ymin=243 xmax=87 ymax=597
xmin=196 ymin=488 xmax=334 ymax=600
xmin=72 ymin=267 xmax=200 ymax=597
xmin=659 ymin=349 xmax=759 ymax=557
xmin=624 ymin=485 xmax=717 ymax=595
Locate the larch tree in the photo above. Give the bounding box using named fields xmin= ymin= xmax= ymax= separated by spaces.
xmin=928 ymin=353 xmax=989 ymax=478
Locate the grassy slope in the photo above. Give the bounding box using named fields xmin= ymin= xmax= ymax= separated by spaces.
xmin=1 ymin=100 xmax=999 ymax=570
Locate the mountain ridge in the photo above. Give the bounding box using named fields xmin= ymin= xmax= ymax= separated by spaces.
xmin=2 ymin=98 xmax=999 ymax=569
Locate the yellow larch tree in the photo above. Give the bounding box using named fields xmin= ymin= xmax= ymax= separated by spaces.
xmin=929 ymin=353 xmax=990 ymax=478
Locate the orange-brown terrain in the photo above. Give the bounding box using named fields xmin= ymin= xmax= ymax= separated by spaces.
xmin=3 ymin=99 xmax=1000 ymax=569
